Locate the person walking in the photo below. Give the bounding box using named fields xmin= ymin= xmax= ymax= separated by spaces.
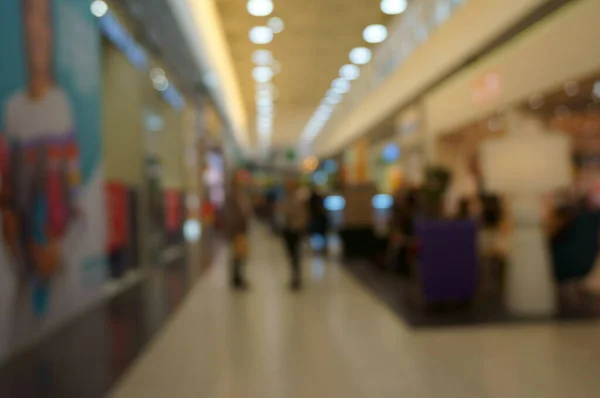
xmin=224 ymin=173 xmax=251 ymax=290
xmin=280 ymin=179 xmax=308 ymax=290
xmin=308 ymin=187 xmax=329 ymax=254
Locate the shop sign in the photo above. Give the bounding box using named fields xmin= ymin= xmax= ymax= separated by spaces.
xmin=472 ymin=72 xmax=501 ymax=105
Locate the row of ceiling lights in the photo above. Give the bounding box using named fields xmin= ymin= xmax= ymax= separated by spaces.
xmin=247 ymin=0 xmax=284 ymax=152
xmin=300 ymin=0 xmax=409 ymax=150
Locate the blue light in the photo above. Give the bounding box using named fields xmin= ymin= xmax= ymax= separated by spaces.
xmin=323 ymin=159 xmax=338 ymax=174
xmin=372 ymin=194 xmax=394 ymax=210
xmin=98 ymin=11 xmax=148 ymax=70
xmin=313 ymin=171 xmax=328 ymax=186
xmin=162 ymin=85 xmax=186 ymax=110
xmin=324 ymin=195 xmax=346 ymax=211
xmin=310 ymin=234 xmax=326 ymax=251
xmin=382 ymin=143 xmax=400 ymax=163
xmin=183 ymin=219 xmax=202 ymax=242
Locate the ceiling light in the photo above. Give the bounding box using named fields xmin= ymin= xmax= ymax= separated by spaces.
xmin=529 ymin=94 xmax=544 ymax=110
xmin=268 ymin=17 xmax=285 ymax=34
xmin=325 ymin=91 xmax=343 ymax=105
xmin=564 ymin=81 xmax=579 ymax=97
xmin=154 ymin=78 xmax=169 ymax=92
xmin=252 ymin=49 xmax=273 ymax=65
xmin=257 ymin=96 xmax=272 ymax=107
xmin=381 ymin=0 xmax=407 ymax=15
xmin=363 ymin=24 xmax=388 ymax=44
xmin=349 ymin=47 xmax=372 ymax=65
xmin=257 ymin=102 xmax=275 ymax=111
xmin=593 ymin=81 xmax=600 ymax=99
xmin=332 ymin=78 xmax=351 ymax=94
xmin=318 ymin=104 xmax=333 ymax=115
xmin=253 ymin=66 xmax=273 ymax=83
xmin=150 ymin=68 xmax=165 ymax=82
xmin=91 ymin=0 xmax=108 ymax=17
xmin=340 ymin=64 xmax=360 ymax=81
xmin=249 ymin=26 xmax=273 ymax=44
xmin=247 ymin=0 xmax=273 ymax=17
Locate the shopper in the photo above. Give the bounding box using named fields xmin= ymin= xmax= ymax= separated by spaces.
xmin=387 ymin=188 xmax=418 ymax=276
xmin=225 ymin=173 xmax=252 ymax=290
xmin=280 ymin=179 xmax=308 ymax=290
xmin=308 ymin=187 xmax=328 ymax=253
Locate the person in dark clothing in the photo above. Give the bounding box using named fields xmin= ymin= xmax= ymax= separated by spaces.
xmin=387 ymin=189 xmax=418 ymax=275
xmin=279 ymin=180 xmax=307 ymax=290
xmin=224 ymin=174 xmax=251 ymax=289
xmin=308 ymin=188 xmax=328 ymax=253
xmin=550 ymin=199 xmax=600 ymax=284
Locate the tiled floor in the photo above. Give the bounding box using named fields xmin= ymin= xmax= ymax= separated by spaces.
xmin=111 ymin=227 xmax=600 ymax=398
xmin=0 ymin=247 xmax=203 ymax=398
xmin=343 ymin=259 xmax=600 ymax=328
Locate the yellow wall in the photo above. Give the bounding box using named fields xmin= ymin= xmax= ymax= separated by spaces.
xmin=102 ymin=43 xmax=145 ymax=185
xmin=424 ymin=0 xmax=600 ymax=139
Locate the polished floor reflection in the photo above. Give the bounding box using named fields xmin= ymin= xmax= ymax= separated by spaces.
xmin=0 ymin=253 xmax=195 ymax=398
xmin=111 ymin=227 xmax=600 ymax=398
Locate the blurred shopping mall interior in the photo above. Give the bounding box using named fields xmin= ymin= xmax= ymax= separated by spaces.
xmin=2 ymin=0 xmax=600 ymax=396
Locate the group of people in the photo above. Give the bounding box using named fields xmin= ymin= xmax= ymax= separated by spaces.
xmin=225 ymin=174 xmax=327 ymax=291
xmin=386 ymin=179 xmax=600 ymax=302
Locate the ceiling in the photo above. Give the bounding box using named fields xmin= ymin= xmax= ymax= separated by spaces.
xmin=117 ymin=0 xmax=206 ymax=98
xmin=215 ymin=0 xmax=393 ymax=151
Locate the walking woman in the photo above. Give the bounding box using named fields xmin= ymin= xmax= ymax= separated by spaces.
xmin=279 ymin=179 xmax=308 ymax=290
xmin=225 ymin=172 xmax=252 ymax=290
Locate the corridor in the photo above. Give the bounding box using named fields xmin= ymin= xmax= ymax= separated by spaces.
xmin=111 ymin=227 xmax=600 ymax=398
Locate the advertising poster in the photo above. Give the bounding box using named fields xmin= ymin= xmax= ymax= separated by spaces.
xmin=106 ymin=182 xmax=130 ymax=278
xmin=0 ymin=0 xmax=105 ymax=361
xmin=164 ymin=189 xmax=182 ymax=234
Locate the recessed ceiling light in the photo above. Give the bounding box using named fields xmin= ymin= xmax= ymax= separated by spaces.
xmin=150 ymin=68 xmax=165 ymax=82
xmin=340 ymin=64 xmax=360 ymax=81
xmin=257 ymin=96 xmax=272 ymax=107
xmin=318 ymin=104 xmax=333 ymax=115
xmin=252 ymin=49 xmax=273 ymax=65
xmin=325 ymin=90 xmax=343 ymax=105
xmin=564 ymin=81 xmax=579 ymax=97
xmin=154 ymin=78 xmax=169 ymax=92
xmin=381 ymin=0 xmax=407 ymax=15
xmin=249 ymin=26 xmax=274 ymax=44
xmin=528 ymin=94 xmax=544 ymax=110
xmin=91 ymin=0 xmax=108 ymax=17
xmin=332 ymin=78 xmax=351 ymax=94
xmin=363 ymin=24 xmax=388 ymax=44
xmin=349 ymin=47 xmax=372 ymax=65
xmin=247 ymin=0 xmax=273 ymax=17
xmin=268 ymin=17 xmax=284 ymax=34
xmin=593 ymin=81 xmax=600 ymax=99
xmin=252 ymin=66 xmax=274 ymax=83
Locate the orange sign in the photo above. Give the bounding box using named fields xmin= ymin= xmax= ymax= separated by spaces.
xmin=472 ymin=72 xmax=501 ymax=105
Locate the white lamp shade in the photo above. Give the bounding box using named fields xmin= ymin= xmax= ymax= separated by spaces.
xmin=481 ymin=119 xmax=572 ymax=194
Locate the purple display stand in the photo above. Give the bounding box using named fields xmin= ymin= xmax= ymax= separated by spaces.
xmin=416 ymin=219 xmax=478 ymax=303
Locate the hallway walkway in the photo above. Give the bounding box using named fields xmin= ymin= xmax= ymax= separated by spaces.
xmin=111 ymin=227 xmax=600 ymax=398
